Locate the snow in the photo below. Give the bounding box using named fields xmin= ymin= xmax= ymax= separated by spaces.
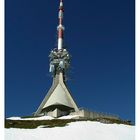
xmin=58 ymin=115 xmax=80 ymax=119
xmin=7 ymin=116 xmax=54 ymax=120
xmin=6 ymin=117 xmax=21 ymax=120
xmin=5 ymin=121 xmax=135 ymax=140
xmin=6 ymin=115 xmax=80 ymax=120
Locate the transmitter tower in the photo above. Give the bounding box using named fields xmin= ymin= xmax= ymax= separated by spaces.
xmin=34 ymin=0 xmax=79 ymax=117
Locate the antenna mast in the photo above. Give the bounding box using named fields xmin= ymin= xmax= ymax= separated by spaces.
xmin=57 ymin=0 xmax=64 ymax=50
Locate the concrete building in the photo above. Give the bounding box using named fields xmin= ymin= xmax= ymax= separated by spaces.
xmin=34 ymin=72 xmax=79 ymax=117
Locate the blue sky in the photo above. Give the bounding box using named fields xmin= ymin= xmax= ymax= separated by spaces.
xmin=5 ymin=0 xmax=135 ymax=122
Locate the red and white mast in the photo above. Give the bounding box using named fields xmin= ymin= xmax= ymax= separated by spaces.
xmin=57 ymin=0 xmax=64 ymax=50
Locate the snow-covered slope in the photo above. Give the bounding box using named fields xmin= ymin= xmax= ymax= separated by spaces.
xmin=5 ymin=121 xmax=135 ymax=140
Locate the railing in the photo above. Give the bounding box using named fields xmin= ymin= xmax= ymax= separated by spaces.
xmin=78 ymin=107 xmax=120 ymax=119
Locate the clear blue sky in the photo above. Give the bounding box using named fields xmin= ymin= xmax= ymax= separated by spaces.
xmin=5 ymin=0 xmax=135 ymax=122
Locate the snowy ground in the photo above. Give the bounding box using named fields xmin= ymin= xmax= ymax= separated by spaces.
xmin=6 ymin=116 xmax=54 ymax=120
xmin=5 ymin=121 xmax=135 ymax=140
xmin=6 ymin=115 xmax=80 ymax=120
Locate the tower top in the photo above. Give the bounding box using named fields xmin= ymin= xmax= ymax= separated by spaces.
xmin=49 ymin=0 xmax=70 ymax=77
xmin=59 ymin=0 xmax=63 ymax=7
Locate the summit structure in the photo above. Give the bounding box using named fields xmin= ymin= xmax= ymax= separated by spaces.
xmin=34 ymin=0 xmax=79 ymax=117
